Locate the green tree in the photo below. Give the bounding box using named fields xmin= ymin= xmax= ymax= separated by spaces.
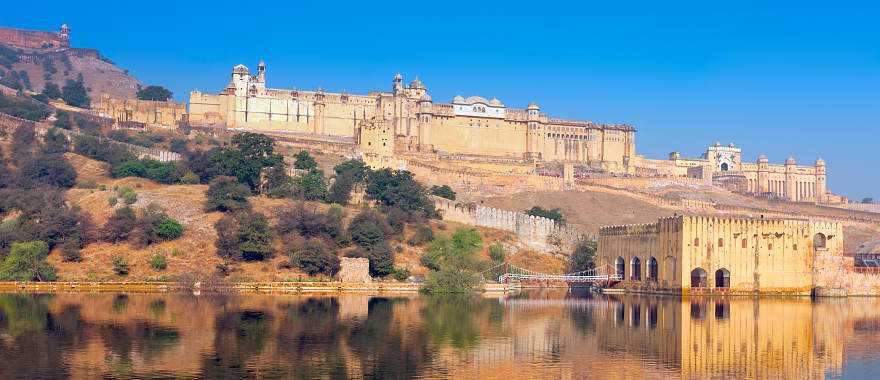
xmin=525 ymin=206 xmax=565 ymax=225
xmin=41 ymin=82 xmax=62 ymax=99
xmin=288 ymin=238 xmax=340 ymax=276
xmin=0 ymin=93 xmax=50 ymax=121
xmin=136 ymin=85 xmax=173 ymax=101
xmin=421 ymin=228 xmax=484 ymax=294
xmin=0 ymin=241 xmax=57 ymax=282
xmin=205 ymin=176 xmax=251 ymax=212
xmin=366 ymin=169 xmax=436 ymax=219
xmin=293 ymin=170 xmax=328 ymax=201
xmin=213 ymin=211 xmax=273 ymax=261
xmin=488 ymin=243 xmax=505 ymax=263
xmin=42 ymin=128 xmax=69 ymax=154
xmin=262 ymin=164 xmax=292 ymax=198
xmin=348 ymin=210 xmax=391 ymax=249
xmin=293 ymin=150 xmax=318 ymax=171
xmin=568 ymin=239 xmax=597 ymax=272
xmin=61 ymin=77 xmax=90 ymax=108
xmin=430 ymin=185 xmax=456 ymax=200
xmin=327 ymin=159 xmax=370 ymax=205
xmin=19 ymin=154 xmax=77 ymax=188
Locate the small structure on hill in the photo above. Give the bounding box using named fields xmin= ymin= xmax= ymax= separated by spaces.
xmin=337 ymin=257 xmax=371 ymax=283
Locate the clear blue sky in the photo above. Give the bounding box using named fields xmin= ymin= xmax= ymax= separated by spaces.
xmin=2 ymin=1 xmax=877 ymax=199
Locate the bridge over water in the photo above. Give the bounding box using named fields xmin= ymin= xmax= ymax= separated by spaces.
xmin=482 ymin=264 xmax=622 ymax=286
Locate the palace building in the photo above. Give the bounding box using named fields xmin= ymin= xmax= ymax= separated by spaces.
xmin=188 ymin=61 xmax=636 ymax=173
xmin=596 ymin=215 xmax=843 ymax=295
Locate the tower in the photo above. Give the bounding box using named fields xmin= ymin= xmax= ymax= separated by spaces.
xmin=815 ymin=158 xmax=827 ymax=204
xmin=59 ymin=24 xmax=70 ymax=47
xmin=417 ymin=94 xmax=433 ymax=151
xmin=392 ymin=73 xmax=403 ymax=94
xmin=257 ymin=59 xmax=266 ymax=83
xmin=526 ymin=102 xmax=541 ymax=159
xmin=757 ymin=155 xmax=769 ymax=194
xmin=785 ymin=157 xmax=797 ymax=201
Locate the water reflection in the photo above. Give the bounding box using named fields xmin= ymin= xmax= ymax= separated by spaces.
xmin=0 ymin=292 xmax=878 ymax=378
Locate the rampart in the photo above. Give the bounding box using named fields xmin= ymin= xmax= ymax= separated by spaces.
xmin=0 ymin=26 xmax=67 ymax=49
xmin=0 ymin=111 xmax=181 ymax=162
xmin=433 ymin=196 xmax=590 ymax=252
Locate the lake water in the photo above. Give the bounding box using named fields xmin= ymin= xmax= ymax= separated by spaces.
xmin=0 ymin=290 xmax=878 ymax=379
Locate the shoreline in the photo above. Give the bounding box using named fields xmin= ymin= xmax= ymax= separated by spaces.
xmin=0 ymin=281 xmax=514 ymax=294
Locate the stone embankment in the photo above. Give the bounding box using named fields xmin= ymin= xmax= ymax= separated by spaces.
xmin=0 ymin=281 xmax=511 ymax=293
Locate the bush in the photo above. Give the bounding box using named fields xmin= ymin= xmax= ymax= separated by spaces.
xmin=276 ymin=203 xmax=343 ymax=240
xmin=113 ymin=256 xmax=130 ymax=276
xmin=102 ymin=207 xmax=137 ymax=243
xmin=214 ymin=211 xmax=272 ymax=261
xmin=137 ymin=85 xmax=173 ymax=101
xmin=61 ymin=77 xmax=90 ymax=108
xmin=366 ymin=168 xmax=436 ymax=219
xmin=288 ymin=238 xmax=340 ymax=276
xmin=525 ymin=206 xmax=565 ymax=225
xmin=569 ymin=239 xmax=597 ymax=272
xmin=152 ymin=216 xmax=184 ymax=241
xmin=60 ymin=238 xmax=83 ymax=262
xmin=392 ymin=267 xmax=410 ymax=282
xmin=292 ymin=170 xmax=328 ymax=201
xmin=262 ymin=164 xmax=292 ymax=198
xmin=149 ymin=253 xmax=168 ymax=270
xmin=0 ymin=241 xmax=57 ymax=281
xmin=19 ymin=154 xmax=77 ymax=188
xmin=117 ymin=186 xmax=137 ymax=205
xmin=54 ymin=110 xmax=72 ymax=129
xmin=0 ymin=92 xmax=50 ymax=121
xmin=348 ymin=210 xmax=392 ymax=249
xmin=112 ymin=158 xmax=180 ymax=184
xmin=293 ymin=150 xmax=317 ymax=171
xmin=489 ymin=243 xmax=505 ymax=263
xmin=408 ymin=224 xmax=434 ymax=246
xmin=169 ymin=138 xmax=188 ymax=153
xmin=73 ymin=135 xmax=136 ymax=166
xmin=42 ymin=128 xmax=69 ymax=154
xmin=430 ymin=185 xmax=456 ymax=200
xmin=420 ymin=228 xmax=485 ymax=294
xmin=108 ymin=196 xmax=118 ymax=206
xmin=205 ymin=176 xmax=251 ymax=212
xmin=364 ymin=243 xmax=394 ymax=277
xmin=181 ymin=171 xmax=200 ymax=184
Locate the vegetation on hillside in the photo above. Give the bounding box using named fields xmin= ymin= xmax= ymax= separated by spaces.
xmin=525 ymin=206 xmax=565 ymax=225
xmin=421 ymin=228 xmax=486 ymax=293
xmin=136 ymin=85 xmax=173 ymax=101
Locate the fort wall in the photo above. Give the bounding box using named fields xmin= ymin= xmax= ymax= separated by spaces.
xmin=0 ymin=25 xmax=68 ymax=50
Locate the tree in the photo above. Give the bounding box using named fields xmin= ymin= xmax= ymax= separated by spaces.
xmin=366 ymin=169 xmax=436 ymax=219
xmin=136 ymin=85 xmax=173 ymax=101
xmin=293 ymin=170 xmax=328 ymax=201
xmin=293 ymin=150 xmax=318 ymax=171
xmin=489 ymin=243 xmax=505 ymax=263
xmin=169 ymin=137 xmax=188 ymax=153
xmin=232 ymin=132 xmax=279 ymax=165
xmin=102 ymin=207 xmax=137 ymax=243
xmin=205 ymin=176 xmax=251 ymax=212
xmin=525 ymin=206 xmax=565 ymax=225
xmin=0 ymin=92 xmax=50 ymax=121
xmin=41 ymin=82 xmax=62 ymax=99
xmin=348 ymin=210 xmax=391 ymax=249
xmin=277 ymin=203 xmax=343 ymax=240
xmin=0 ymin=241 xmax=57 ymax=282
xmin=431 ymin=185 xmax=456 ymax=201
xmin=327 ymin=159 xmax=370 ymax=205
xmin=42 ymin=128 xmax=69 ymax=154
xmin=421 ymin=228 xmax=484 ymax=293
xmin=10 ymin=122 xmax=37 ymax=160
xmin=262 ymin=164 xmax=292 ymax=198
xmin=61 ymin=77 xmax=90 ymax=108
xmin=568 ymin=239 xmax=597 ymax=272
xmin=288 ymin=238 xmax=340 ymax=276
xmin=0 ymin=147 xmax=9 ymax=189
xmin=131 ymin=204 xmax=184 ymax=247
xmin=213 ymin=211 xmax=273 ymax=261
xmin=364 ymin=243 xmax=394 ymax=277
xmin=19 ymin=154 xmax=77 ymax=188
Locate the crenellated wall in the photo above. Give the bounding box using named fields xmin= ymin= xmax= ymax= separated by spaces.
xmin=432 ymin=196 xmax=589 ymax=252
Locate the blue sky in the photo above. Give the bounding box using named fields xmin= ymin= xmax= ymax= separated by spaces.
xmin=2 ymin=1 xmax=877 ymax=199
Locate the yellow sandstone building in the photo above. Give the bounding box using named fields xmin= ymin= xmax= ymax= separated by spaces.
xmin=597 ymin=215 xmax=843 ymax=295
xmin=187 ymin=61 xmax=636 ymax=173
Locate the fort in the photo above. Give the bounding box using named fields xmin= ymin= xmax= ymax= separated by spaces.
xmin=0 ymin=24 xmax=69 ymax=50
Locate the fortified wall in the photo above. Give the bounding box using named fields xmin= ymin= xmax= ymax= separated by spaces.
xmin=433 ymin=196 xmax=588 ymax=252
xmin=0 ymin=24 xmax=69 ymax=50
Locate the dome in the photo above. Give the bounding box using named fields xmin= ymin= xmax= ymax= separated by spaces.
xmin=489 ymin=97 xmax=503 ymax=107
xmin=232 ymin=64 xmax=249 ymax=74
xmin=786 ymin=157 xmax=796 ymax=165
xmin=728 ymin=143 xmax=735 ymax=148
xmin=409 ymin=77 xmax=425 ymax=89
xmin=419 ymin=94 xmax=432 ymax=102
xmin=757 ymin=154 xmax=769 ymax=163
xmin=452 ymin=95 xmax=465 ymax=103
xmin=714 ymin=141 xmax=721 ymax=147
xmin=527 ymin=102 xmax=540 ymax=110
xmin=258 ymin=59 xmax=265 ymax=67
xmin=393 ymin=72 xmax=402 ymax=82
xmin=816 ymin=157 xmax=826 ymax=166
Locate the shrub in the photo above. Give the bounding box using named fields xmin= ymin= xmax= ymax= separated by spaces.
xmin=0 ymin=241 xmax=57 ymax=281
xmin=430 ymin=185 xmax=456 ymax=200
xmin=136 ymin=85 xmax=173 ymax=101
xmin=60 ymin=238 xmax=83 ymax=262
xmin=102 ymin=207 xmax=137 ymax=243
xmin=276 ymin=203 xmax=343 ymax=240
xmin=204 ymin=176 xmax=251 ymax=212
xmin=420 ymin=228 xmax=485 ymax=294
xmin=292 ymin=170 xmax=328 ymax=201
xmin=149 ymin=253 xmax=167 ymax=270
xmin=108 ymin=196 xmax=118 ymax=206
xmin=365 ymin=168 xmax=436 ymax=219
xmin=364 ymin=243 xmax=394 ymax=277
xmin=42 ymin=128 xmax=69 ymax=154
xmin=392 ymin=267 xmax=410 ymax=282
xmin=489 ymin=243 xmax=505 ymax=263
xmin=293 ymin=150 xmax=317 ymax=171
xmin=262 ymin=164 xmax=292 ymax=198
xmin=569 ymin=239 xmax=597 ymax=272
xmin=61 ymin=77 xmax=90 ymax=108
xmin=0 ymin=92 xmax=50 ymax=121
xmin=408 ymin=224 xmax=434 ymax=246
xmin=288 ymin=238 xmax=340 ymax=276
xmin=54 ymin=110 xmax=72 ymax=129
xmin=169 ymin=138 xmax=188 ymax=153
xmin=19 ymin=154 xmax=77 ymax=188
xmin=117 ymin=186 xmax=137 ymax=205
xmin=214 ymin=211 xmax=272 ymax=261
xmin=113 ymin=256 xmax=130 ymax=275
xmin=112 ymin=159 xmax=180 ymax=184
xmin=152 ymin=216 xmax=184 ymax=241
xmin=181 ymin=171 xmax=200 ymax=184
xmin=348 ymin=210 xmax=392 ymax=249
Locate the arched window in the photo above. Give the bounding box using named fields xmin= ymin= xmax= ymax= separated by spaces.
xmin=615 ymin=257 xmax=625 ymax=279
xmin=648 ymin=257 xmax=659 ymax=282
xmin=691 ymin=268 xmax=707 ymax=288
xmin=715 ymin=268 xmax=731 ymax=288
xmin=631 ymin=257 xmax=642 ymax=281
xmin=718 ymin=238 xmax=724 ymax=247
xmin=690 ymin=301 xmax=706 ymax=320
xmin=814 ymin=233 xmax=827 ymax=249
xmin=720 ymin=162 xmax=729 ymax=171
xmin=694 ymin=238 xmax=700 ymax=247
xmin=715 ymin=301 xmax=730 ymax=320
xmin=741 ymin=238 xmax=748 ymax=248
xmin=631 ymin=303 xmax=641 ymax=327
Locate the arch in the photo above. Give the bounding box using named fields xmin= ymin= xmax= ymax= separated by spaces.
xmin=715 ymin=268 xmax=731 ymax=288
xmin=615 ymin=257 xmax=625 ymax=279
xmin=741 ymin=238 xmax=748 ymax=248
xmin=694 ymin=238 xmax=700 ymax=247
xmin=720 ymin=162 xmax=729 ymax=171
xmin=690 ymin=268 xmax=708 ymax=288
xmin=631 ymin=257 xmax=642 ymax=281
xmin=648 ymin=257 xmax=659 ymax=282
xmin=718 ymin=238 xmax=724 ymax=247
xmin=814 ymin=233 xmax=827 ymax=249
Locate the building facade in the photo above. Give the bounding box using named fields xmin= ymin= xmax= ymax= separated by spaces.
xmin=596 ymin=215 xmax=843 ymax=295
xmin=188 ymin=62 xmax=636 ymax=173
xmin=93 ymin=93 xmax=187 ymax=128
xmin=635 ymin=142 xmax=829 ymax=203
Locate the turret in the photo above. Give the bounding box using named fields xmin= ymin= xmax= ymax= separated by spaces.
xmin=785 ymin=157 xmax=797 ymax=201
xmin=815 ymin=158 xmax=827 ymax=203
xmin=757 ymin=154 xmax=769 ymax=193
xmin=417 ymin=94 xmax=433 ymax=151
xmin=526 ymin=102 xmax=541 ymax=159
xmin=59 ymin=24 xmax=70 ymax=47
xmin=409 ymin=77 xmax=427 ymax=97
xmin=257 ymin=59 xmax=266 ymax=83
xmin=392 ymin=72 xmax=403 ymax=93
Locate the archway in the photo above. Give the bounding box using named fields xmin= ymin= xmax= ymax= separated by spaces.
xmin=631 ymin=257 xmax=642 ymax=281
xmin=720 ymin=162 xmax=729 ymax=171
xmin=648 ymin=257 xmax=659 ymax=282
xmin=814 ymin=233 xmax=827 ymax=249
xmin=615 ymin=257 xmax=625 ymax=279
xmin=715 ymin=268 xmax=731 ymax=288
xmin=690 ymin=268 xmax=707 ymax=288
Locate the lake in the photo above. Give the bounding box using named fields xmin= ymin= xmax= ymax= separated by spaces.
xmin=0 ymin=290 xmax=878 ymax=379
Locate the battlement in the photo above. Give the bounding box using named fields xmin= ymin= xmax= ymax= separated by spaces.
xmin=0 ymin=24 xmax=69 ymax=50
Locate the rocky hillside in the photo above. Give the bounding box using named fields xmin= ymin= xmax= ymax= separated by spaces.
xmin=1 ymin=43 xmax=140 ymax=98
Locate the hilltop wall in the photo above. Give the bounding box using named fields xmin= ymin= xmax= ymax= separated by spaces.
xmin=0 ymin=27 xmax=67 ymax=49
xmin=433 ymin=196 xmax=589 ymax=253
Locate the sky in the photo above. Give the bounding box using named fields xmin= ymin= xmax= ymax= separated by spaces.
xmin=2 ymin=1 xmax=877 ymax=199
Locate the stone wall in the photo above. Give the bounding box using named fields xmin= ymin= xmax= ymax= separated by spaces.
xmin=337 ymin=257 xmax=371 ymax=283
xmin=0 ymin=27 xmax=67 ymax=49
xmin=433 ymin=196 xmax=589 ymax=252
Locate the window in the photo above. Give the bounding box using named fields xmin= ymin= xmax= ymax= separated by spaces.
xmin=814 ymin=233 xmax=827 ymax=249
xmin=648 ymin=257 xmax=659 ymax=282
xmin=631 ymin=257 xmax=642 ymax=281
xmin=768 ymin=243 xmax=773 ymax=250
xmin=718 ymin=238 xmax=724 ymax=247
xmin=741 ymin=238 xmax=748 ymax=248
xmin=691 ymin=268 xmax=707 ymax=288
xmin=715 ymin=268 xmax=730 ymax=288
xmin=694 ymin=238 xmax=700 ymax=247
